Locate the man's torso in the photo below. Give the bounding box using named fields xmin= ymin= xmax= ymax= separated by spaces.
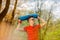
xmin=24 ymin=24 xmax=41 ymax=40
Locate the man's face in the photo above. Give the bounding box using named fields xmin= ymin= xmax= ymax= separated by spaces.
xmin=28 ymin=17 xmax=35 ymax=25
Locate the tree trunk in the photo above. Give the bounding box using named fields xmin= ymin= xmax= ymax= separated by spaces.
xmin=0 ymin=0 xmax=10 ymax=23
xmin=0 ymin=0 xmax=2 ymax=10
xmin=37 ymin=0 xmax=44 ymax=40
xmin=11 ymin=0 xmax=17 ymax=21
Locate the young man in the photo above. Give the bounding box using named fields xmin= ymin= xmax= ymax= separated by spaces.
xmin=16 ymin=16 xmax=46 ymax=40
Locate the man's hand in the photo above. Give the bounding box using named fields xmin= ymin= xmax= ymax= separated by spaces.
xmin=37 ymin=16 xmax=40 ymax=20
xmin=18 ymin=20 xmax=22 ymax=24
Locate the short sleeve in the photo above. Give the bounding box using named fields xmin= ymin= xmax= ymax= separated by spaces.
xmin=24 ymin=27 xmax=27 ymax=31
xmin=37 ymin=24 xmax=41 ymax=29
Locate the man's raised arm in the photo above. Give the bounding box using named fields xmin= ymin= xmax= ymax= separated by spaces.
xmin=16 ymin=20 xmax=25 ymax=32
xmin=37 ymin=16 xmax=46 ymax=27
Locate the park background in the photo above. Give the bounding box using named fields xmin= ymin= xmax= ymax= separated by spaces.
xmin=0 ymin=0 xmax=60 ymax=40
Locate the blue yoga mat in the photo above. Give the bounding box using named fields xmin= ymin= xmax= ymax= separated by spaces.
xmin=18 ymin=14 xmax=38 ymax=21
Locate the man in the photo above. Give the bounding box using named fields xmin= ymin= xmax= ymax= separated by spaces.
xmin=16 ymin=16 xmax=46 ymax=40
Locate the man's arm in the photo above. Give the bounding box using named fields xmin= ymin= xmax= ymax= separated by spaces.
xmin=37 ymin=16 xmax=46 ymax=27
xmin=16 ymin=20 xmax=25 ymax=32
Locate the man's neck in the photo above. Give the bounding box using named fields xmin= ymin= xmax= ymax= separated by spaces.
xmin=29 ymin=24 xmax=35 ymax=27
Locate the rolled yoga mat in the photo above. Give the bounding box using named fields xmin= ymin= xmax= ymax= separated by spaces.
xmin=18 ymin=14 xmax=38 ymax=21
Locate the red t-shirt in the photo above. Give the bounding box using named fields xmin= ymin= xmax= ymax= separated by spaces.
xmin=24 ymin=24 xmax=41 ymax=40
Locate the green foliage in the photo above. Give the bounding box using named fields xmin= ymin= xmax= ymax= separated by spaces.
xmin=42 ymin=19 xmax=60 ymax=40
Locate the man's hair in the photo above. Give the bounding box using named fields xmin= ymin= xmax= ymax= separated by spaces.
xmin=27 ymin=16 xmax=34 ymax=21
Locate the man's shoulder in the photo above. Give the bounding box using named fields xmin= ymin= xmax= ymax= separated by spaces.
xmin=36 ymin=24 xmax=41 ymax=28
xmin=24 ymin=26 xmax=30 ymax=28
xmin=24 ymin=26 xmax=31 ymax=31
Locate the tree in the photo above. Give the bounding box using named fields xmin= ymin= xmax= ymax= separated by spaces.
xmin=36 ymin=0 xmax=56 ymax=40
xmin=11 ymin=0 xmax=18 ymax=24
xmin=41 ymin=2 xmax=56 ymax=40
xmin=0 ymin=0 xmax=2 ymax=10
xmin=36 ymin=0 xmax=44 ymax=40
xmin=0 ymin=0 xmax=10 ymax=23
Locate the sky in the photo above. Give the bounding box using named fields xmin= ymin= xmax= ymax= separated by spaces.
xmin=9 ymin=0 xmax=60 ymax=20
xmin=18 ymin=0 xmax=60 ymax=19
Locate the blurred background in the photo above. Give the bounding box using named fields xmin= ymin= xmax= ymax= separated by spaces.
xmin=0 ymin=0 xmax=60 ymax=40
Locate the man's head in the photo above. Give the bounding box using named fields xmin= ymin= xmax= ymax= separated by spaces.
xmin=27 ymin=16 xmax=35 ymax=26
